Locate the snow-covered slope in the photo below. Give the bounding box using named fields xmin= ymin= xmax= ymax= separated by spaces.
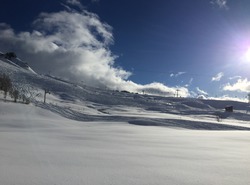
xmin=1 ymin=57 xmax=250 ymax=185
xmin=0 ymin=52 xmax=36 ymax=74
xmin=1 ymin=102 xmax=250 ymax=185
xmin=0 ymin=58 xmax=250 ymax=130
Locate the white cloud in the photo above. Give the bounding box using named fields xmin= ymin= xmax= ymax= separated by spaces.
xmin=210 ymin=0 xmax=228 ymax=9
xmin=196 ymin=87 xmax=208 ymax=95
xmin=223 ymin=78 xmax=250 ymax=92
xmin=229 ymin=76 xmax=241 ymax=80
xmin=189 ymin=78 xmax=193 ymax=84
xmin=185 ymin=77 xmax=193 ymax=87
xmin=66 ymin=0 xmax=83 ymax=7
xmin=211 ymin=72 xmax=224 ymax=82
xmin=170 ymin=72 xmax=186 ymax=78
xmin=0 ymin=4 xmax=190 ymax=97
xmin=139 ymin=83 xmax=189 ymax=97
xmin=208 ymin=95 xmax=247 ymax=103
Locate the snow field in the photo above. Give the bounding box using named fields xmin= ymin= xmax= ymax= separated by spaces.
xmin=1 ymin=57 xmax=250 ymax=184
xmin=1 ymin=102 xmax=250 ymax=185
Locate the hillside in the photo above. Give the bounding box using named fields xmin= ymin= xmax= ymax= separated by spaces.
xmin=1 ymin=57 xmax=250 ymax=185
xmin=0 ymin=56 xmax=250 ymax=130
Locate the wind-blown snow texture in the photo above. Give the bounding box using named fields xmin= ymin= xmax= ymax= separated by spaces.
xmin=0 ymin=58 xmax=250 ymax=184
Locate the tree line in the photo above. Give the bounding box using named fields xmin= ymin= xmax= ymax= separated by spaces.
xmin=0 ymin=73 xmax=34 ymax=104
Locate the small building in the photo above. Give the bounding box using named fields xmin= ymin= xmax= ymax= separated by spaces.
xmin=225 ymin=105 xmax=233 ymax=112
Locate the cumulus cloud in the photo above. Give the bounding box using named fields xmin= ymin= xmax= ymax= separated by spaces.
xmin=0 ymin=2 xmax=189 ymax=97
xmin=210 ymin=0 xmax=228 ymax=9
xmin=211 ymin=72 xmax=224 ymax=82
xmin=223 ymin=78 xmax=250 ymax=92
xmin=0 ymin=10 xmax=118 ymax=85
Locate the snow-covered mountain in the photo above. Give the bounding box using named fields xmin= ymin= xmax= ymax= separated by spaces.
xmin=1 ymin=55 xmax=250 ymax=185
xmin=0 ymin=55 xmax=250 ymax=130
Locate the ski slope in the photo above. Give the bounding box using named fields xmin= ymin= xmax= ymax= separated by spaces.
xmin=1 ymin=58 xmax=250 ymax=184
xmin=1 ymin=102 xmax=250 ymax=185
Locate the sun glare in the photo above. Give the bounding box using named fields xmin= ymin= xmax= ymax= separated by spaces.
xmin=244 ymin=47 xmax=250 ymax=62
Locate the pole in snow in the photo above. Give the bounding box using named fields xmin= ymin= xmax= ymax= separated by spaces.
xmin=44 ymin=89 xmax=50 ymax=103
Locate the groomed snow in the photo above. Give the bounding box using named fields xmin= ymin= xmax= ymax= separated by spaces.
xmin=1 ymin=102 xmax=250 ymax=185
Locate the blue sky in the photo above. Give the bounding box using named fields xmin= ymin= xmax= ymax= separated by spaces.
xmin=0 ymin=0 xmax=250 ymax=100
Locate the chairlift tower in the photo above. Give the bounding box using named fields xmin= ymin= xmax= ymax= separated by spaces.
xmin=176 ymin=89 xmax=180 ymax=98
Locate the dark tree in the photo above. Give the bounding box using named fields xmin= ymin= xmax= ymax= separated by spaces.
xmin=4 ymin=52 xmax=17 ymax=60
xmin=10 ymin=89 xmax=19 ymax=102
xmin=0 ymin=74 xmax=12 ymax=99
